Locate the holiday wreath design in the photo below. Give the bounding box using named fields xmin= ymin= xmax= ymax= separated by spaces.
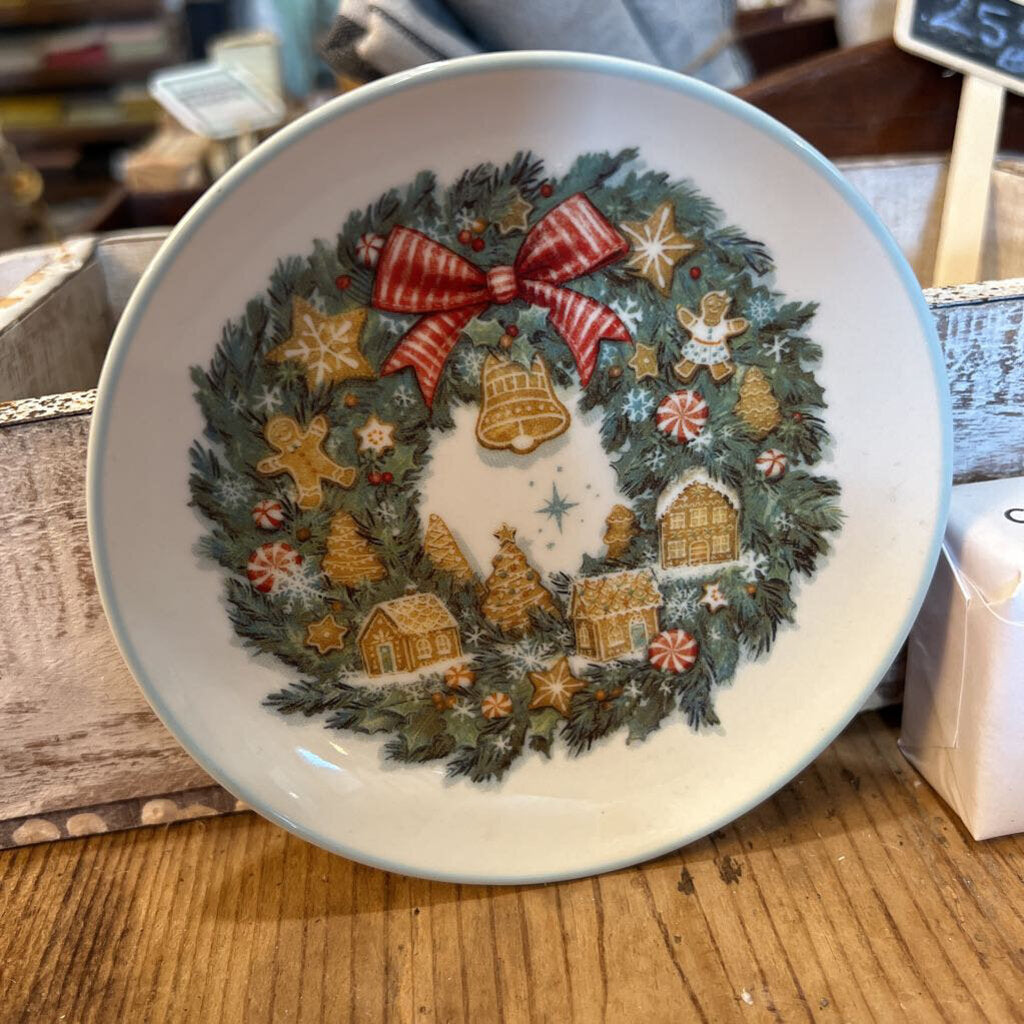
xmin=190 ymin=149 xmax=842 ymax=782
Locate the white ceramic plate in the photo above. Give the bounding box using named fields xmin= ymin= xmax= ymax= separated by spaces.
xmin=88 ymin=52 xmax=951 ymax=883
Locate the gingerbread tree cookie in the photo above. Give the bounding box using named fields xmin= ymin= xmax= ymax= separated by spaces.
xmin=481 ymin=525 xmax=559 ymax=635
xmin=322 ymin=511 xmax=387 ymax=587
xmin=423 ymin=513 xmax=475 ymax=583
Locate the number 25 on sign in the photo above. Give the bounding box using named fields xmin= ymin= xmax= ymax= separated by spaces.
xmin=896 ymin=0 xmax=1024 ymax=284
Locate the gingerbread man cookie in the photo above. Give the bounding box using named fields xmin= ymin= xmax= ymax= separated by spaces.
xmin=257 ymin=415 xmax=356 ymax=509
xmin=673 ymin=290 xmax=748 ymax=385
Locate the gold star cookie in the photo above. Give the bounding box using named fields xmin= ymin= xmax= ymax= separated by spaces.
xmin=354 ymin=412 xmax=396 ymax=454
xmin=620 ymin=201 xmax=695 ymax=296
xmin=627 ymin=342 xmax=659 ymax=380
xmin=306 ymin=613 xmax=348 ymax=654
xmin=496 ymin=190 xmax=533 ymax=235
xmin=528 ymin=657 xmax=586 ymax=717
xmin=267 ymin=297 xmax=374 ymax=390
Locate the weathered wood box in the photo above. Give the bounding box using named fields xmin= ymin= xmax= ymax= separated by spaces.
xmin=2 ymin=165 xmax=1022 ymax=850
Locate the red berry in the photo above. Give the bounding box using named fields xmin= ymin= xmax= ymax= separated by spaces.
xmin=335 ymin=274 xmax=351 ymax=290
xmin=689 ymin=267 xmax=702 ymax=280
xmin=471 ymin=237 xmax=485 ymax=252
xmin=505 ymin=324 xmax=519 ymax=337
xmin=458 ymin=229 xmax=472 ymax=245
xmin=540 ymin=183 xmax=554 ymax=198
xmin=793 ymin=412 xmax=803 ymax=422
xmin=368 ymin=471 xmax=382 ymax=485
xmin=382 ymin=471 xmax=394 ymax=484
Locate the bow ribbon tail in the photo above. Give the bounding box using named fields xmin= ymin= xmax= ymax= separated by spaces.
xmin=381 ymin=306 xmax=481 ymax=407
xmin=520 ymin=281 xmax=631 ymax=387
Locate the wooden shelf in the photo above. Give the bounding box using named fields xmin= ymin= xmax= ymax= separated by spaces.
xmin=0 ymin=0 xmax=160 ymax=27
xmin=6 ymin=119 xmax=156 ymax=148
xmin=0 ymin=58 xmax=171 ymax=93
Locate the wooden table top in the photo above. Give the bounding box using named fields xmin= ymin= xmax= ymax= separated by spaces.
xmin=2 ymin=710 xmax=1022 ymax=1023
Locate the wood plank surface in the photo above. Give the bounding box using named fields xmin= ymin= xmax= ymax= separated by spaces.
xmin=1 ymin=711 xmax=1021 ymax=1024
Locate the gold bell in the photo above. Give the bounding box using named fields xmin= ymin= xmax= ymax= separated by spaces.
xmin=475 ymin=353 xmax=570 ymax=455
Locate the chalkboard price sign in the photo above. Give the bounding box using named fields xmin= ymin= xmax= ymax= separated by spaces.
xmin=896 ymin=0 xmax=1024 ymax=93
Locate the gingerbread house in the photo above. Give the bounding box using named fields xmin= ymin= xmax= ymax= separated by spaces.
xmin=357 ymin=592 xmax=461 ymax=677
xmin=657 ymin=471 xmax=740 ymax=569
xmin=569 ymin=568 xmax=662 ymax=663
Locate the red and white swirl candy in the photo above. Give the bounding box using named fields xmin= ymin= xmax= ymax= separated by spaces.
xmin=755 ymin=448 xmax=788 ymax=480
xmin=648 ymin=629 xmax=699 ymax=673
xmin=356 ymin=232 xmax=385 ymax=268
xmin=246 ymin=542 xmax=302 ymax=593
xmin=251 ymin=499 xmax=285 ymax=531
xmin=655 ymin=390 xmax=708 ymax=443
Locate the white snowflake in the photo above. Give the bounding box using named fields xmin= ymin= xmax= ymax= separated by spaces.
xmin=689 ymin=429 xmax=716 ymax=454
xmin=745 ymin=294 xmax=776 ymax=327
xmin=599 ymin=344 xmax=620 ymax=369
xmin=506 ymin=638 xmax=552 ymax=673
xmin=763 ymin=336 xmax=790 ymax=363
xmin=623 ymin=387 xmax=655 ymax=423
xmin=454 ymin=208 xmax=475 ymax=231
xmin=458 ymin=346 xmax=487 ymax=380
xmin=611 ymin=296 xmax=644 ymax=335
xmin=709 ymin=622 xmax=726 ymax=642
xmin=491 ymin=734 xmax=511 ymax=753
xmin=623 ymin=681 xmax=642 ymax=700
xmin=230 ymin=393 xmax=247 ymax=415
xmin=659 ymin=680 xmax=675 ymax=695
xmin=739 ymin=550 xmax=769 ymax=581
xmin=377 ymin=500 xmax=398 ymax=523
xmin=253 ymin=385 xmax=283 ymax=415
xmin=214 ymin=473 xmax=250 ymax=508
xmin=665 ymin=587 xmax=697 ymax=622
xmin=393 ymin=383 xmax=416 ymax=408
xmin=451 ymin=702 xmax=475 ymax=720
xmin=464 ymin=624 xmax=487 ymax=648
xmin=272 ymin=559 xmax=324 ymax=612
xmin=647 ymin=447 xmax=667 ymax=472
xmin=774 ymin=510 xmax=794 ymax=531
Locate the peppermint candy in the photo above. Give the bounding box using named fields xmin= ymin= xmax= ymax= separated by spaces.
xmin=481 ymin=691 xmax=513 ymax=719
xmin=251 ymin=498 xmax=285 ymax=531
xmin=445 ymin=664 xmax=476 ymax=690
xmin=648 ymin=629 xmax=699 ymax=673
xmin=656 ymin=390 xmax=708 ymax=443
xmin=356 ymin=232 xmax=385 ymax=268
xmin=755 ymin=448 xmax=788 ymax=480
xmin=246 ymin=542 xmax=302 ymax=593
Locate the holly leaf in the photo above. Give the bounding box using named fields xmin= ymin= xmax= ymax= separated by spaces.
xmin=527 ymin=707 xmax=561 ymax=757
xmin=507 ymin=334 xmax=536 ymax=368
xmin=385 ymin=444 xmax=419 ymax=483
xmin=516 ymin=304 xmax=550 ymax=339
xmin=446 ymin=709 xmax=483 ymax=748
xmin=461 ymin=316 xmax=506 ymax=348
xmin=400 ymin=709 xmax=445 ymax=752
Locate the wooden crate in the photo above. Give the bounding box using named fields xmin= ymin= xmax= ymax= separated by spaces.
xmin=1 ymin=211 xmax=1021 ymax=850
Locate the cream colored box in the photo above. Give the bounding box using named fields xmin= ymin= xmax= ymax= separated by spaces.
xmin=901 ymin=477 xmax=1024 ymax=840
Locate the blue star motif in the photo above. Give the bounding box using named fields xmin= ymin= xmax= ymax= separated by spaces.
xmin=536 ymin=483 xmax=578 ymax=533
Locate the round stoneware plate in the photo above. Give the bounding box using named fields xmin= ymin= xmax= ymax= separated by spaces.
xmin=89 ymin=52 xmax=951 ymax=884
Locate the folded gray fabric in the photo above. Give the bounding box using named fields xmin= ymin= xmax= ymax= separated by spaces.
xmin=322 ymin=0 xmax=749 ymax=88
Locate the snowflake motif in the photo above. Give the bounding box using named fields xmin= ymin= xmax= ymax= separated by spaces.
xmin=507 ymin=638 xmax=552 ymax=673
xmin=451 ymin=702 xmax=475 ymax=720
xmin=253 ymin=385 xmax=283 ymax=415
xmin=740 ymin=550 xmax=769 ymax=581
xmin=763 ymin=336 xmax=790 ymax=363
xmin=658 ymin=680 xmax=675 ymax=695
xmin=272 ymin=559 xmax=324 ymax=613
xmin=603 ymin=195 xmax=630 ymax=222
xmin=215 ymin=474 xmax=250 ymax=508
xmin=774 ymin=510 xmax=794 ymax=531
xmin=457 ymin=346 xmax=487 ymax=380
xmin=718 ymin=423 xmax=736 ymax=440
xmin=463 ymin=624 xmax=487 ymax=648
xmin=688 ymin=429 xmax=716 ymax=454
xmin=623 ymin=387 xmax=656 ymax=423
xmin=599 ymin=344 xmax=621 ymax=369
xmin=646 ymin=447 xmax=667 ymax=472
xmin=229 ymin=393 xmax=247 ymax=415
xmin=623 ymin=681 xmax=642 ymax=700
xmin=392 ymin=383 xmax=416 ymax=408
xmin=611 ymin=296 xmax=644 ymax=335
xmin=709 ymin=622 xmax=726 ymax=643
xmin=745 ymin=294 xmax=776 ymax=327
xmin=377 ymin=500 xmax=398 ymax=523
xmin=491 ymin=734 xmax=512 ymax=753
xmin=665 ymin=587 xmax=698 ymax=622
xmin=275 ymin=361 xmax=304 ymax=385
xmin=454 ymin=208 xmax=475 ymax=231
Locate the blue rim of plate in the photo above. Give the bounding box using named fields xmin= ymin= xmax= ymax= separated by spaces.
xmin=87 ymin=50 xmax=953 ymax=885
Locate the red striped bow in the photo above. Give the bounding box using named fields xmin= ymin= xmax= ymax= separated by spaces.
xmin=372 ymin=193 xmax=632 ymax=406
